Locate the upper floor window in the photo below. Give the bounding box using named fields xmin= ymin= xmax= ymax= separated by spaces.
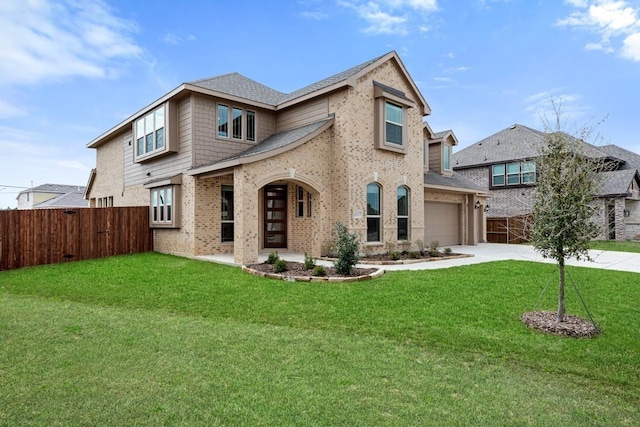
xmin=491 ymin=160 xmax=536 ymax=187
xmin=217 ymin=104 xmax=257 ymax=142
xmin=367 ymin=183 xmax=382 ymax=242
xmin=374 ymin=81 xmax=414 ymax=154
xmin=135 ymin=105 xmax=165 ymax=158
xmin=397 ymin=186 xmax=409 ymax=241
xmin=443 ymin=145 xmax=451 ymax=170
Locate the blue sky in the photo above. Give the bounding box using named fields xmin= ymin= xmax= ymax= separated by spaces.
xmin=1 ymin=0 xmax=639 ymax=208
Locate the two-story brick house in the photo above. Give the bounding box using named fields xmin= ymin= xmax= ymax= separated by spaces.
xmin=453 ymin=124 xmax=640 ymax=241
xmin=85 ymin=51 xmax=489 ymax=264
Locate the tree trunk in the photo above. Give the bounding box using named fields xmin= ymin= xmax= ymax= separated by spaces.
xmin=557 ymin=257 xmax=566 ymax=323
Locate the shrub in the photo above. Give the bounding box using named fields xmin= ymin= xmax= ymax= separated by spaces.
xmin=303 ymin=253 xmax=315 ymax=270
xmin=399 ymin=241 xmax=411 ymax=253
xmin=312 ymin=265 xmax=327 ymax=277
xmin=409 ymin=251 xmax=422 ymax=259
xmin=333 ymin=222 xmax=360 ymax=275
xmin=266 ymin=251 xmax=279 ymax=264
xmin=274 ymin=258 xmax=288 ymax=273
xmin=385 ymin=240 xmax=397 ymax=255
xmin=428 ymin=240 xmax=440 ymax=257
xmin=415 ymin=239 xmax=425 ymax=254
xmin=444 ymin=247 xmax=453 ymax=255
xmin=390 ymin=251 xmax=401 ymax=261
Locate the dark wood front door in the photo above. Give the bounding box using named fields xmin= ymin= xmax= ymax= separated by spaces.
xmin=264 ymin=185 xmax=287 ymax=248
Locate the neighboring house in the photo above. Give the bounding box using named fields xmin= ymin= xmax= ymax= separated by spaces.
xmin=453 ymin=124 xmax=640 ymax=241
xmin=85 ymin=51 xmax=489 ymax=264
xmin=17 ymin=184 xmax=88 ymax=210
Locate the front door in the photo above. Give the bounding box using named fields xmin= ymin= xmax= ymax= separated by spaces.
xmin=264 ymin=185 xmax=287 ymax=248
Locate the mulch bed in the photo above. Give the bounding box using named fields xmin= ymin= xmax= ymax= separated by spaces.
xmin=521 ymin=311 xmax=600 ymax=338
xmin=246 ymin=261 xmax=378 ymax=279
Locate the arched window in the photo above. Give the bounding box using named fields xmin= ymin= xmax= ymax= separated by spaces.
xmin=397 ymin=186 xmax=410 ymax=241
xmin=366 ymin=183 xmax=381 ymax=242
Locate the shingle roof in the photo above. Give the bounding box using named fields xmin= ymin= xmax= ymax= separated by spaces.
xmin=189 ymin=73 xmax=286 ymax=106
xmin=189 ymin=118 xmax=334 ymax=174
xmin=33 ymin=190 xmax=88 ymax=208
xmin=452 ymin=124 xmax=615 ymax=169
xmin=597 ymin=169 xmax=639 ymax=197
xmin=19 ymin=184 xmax=85 ymax=195
xmin=423 ymin=171 xmax=488 ymax=193
xmin=599 ymin=144 xmax=640 ymax=171
xmin=188 ymin=53 xmax=389 ymax=108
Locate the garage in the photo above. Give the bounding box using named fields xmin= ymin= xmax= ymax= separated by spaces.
xmin=424 ymin=202 xmax=460 ymax=246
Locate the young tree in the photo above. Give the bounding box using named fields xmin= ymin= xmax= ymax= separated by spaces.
xmin=530 ymin=115 xmax=602 ymax=323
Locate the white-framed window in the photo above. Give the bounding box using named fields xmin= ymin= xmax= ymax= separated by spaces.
xmin=397 ymin=186 xmax=409 ymax=241
xmin=152 ymin=186 xmax=172 ymax=224
xmin=443 ymin=145 xmax=451 ymax=170
xmin=491 ymin=161 xmax=536 ymax=187
xmin=221 ymin=185 xmax=234 ymax=242
xmin=217 ymin=104 xmax=257 ymax=142
xmin=374 ymin=81 xmax=414 ymax=154
xmin=135 ymin=105 xmax=166 ymax=159
xmin=367 ymin=182 xmax=382 ymax=242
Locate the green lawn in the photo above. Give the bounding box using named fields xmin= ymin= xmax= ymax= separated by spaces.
xmin=1 ymin=253 xmax=639 ymax=426
xmin=590 ymin=239 xmax=640 ymax=253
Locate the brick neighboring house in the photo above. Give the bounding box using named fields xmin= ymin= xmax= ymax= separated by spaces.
xmin=17 ymin=184 xmax=88 ymax=210
xmin=453 ymin=124 xmax=640 ymax=241
xmin=85 ymin=51 xmax=489 ymax=264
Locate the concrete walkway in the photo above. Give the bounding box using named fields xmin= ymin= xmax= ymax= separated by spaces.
xmin=195 ymin=243 xmax=640 ymax=274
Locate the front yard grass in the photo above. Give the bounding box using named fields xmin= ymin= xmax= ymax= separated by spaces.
xmin=1 ymin=252 xmax=639 ymax=425
xmin=590 ymin=239 xmax=640 ymax=253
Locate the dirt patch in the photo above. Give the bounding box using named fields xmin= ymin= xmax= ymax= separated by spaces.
xmin=521 ymin=311 xmax=600 ymax=338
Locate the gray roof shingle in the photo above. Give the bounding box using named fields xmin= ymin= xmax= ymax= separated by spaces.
xmin=423 ymin=171 xmax=488 ymax=192
xmin=452 ymin=124 xmax=617 ymax=169
xmin=599 ymin=144 xmax=640 ymax=171
xmin=597 ymin=169 xmax=639 ymax=197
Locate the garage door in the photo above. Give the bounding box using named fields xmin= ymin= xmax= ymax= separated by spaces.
xmin=424 ymin=202 xmax=460 ymax=246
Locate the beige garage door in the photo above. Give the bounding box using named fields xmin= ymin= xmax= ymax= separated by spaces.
xmin=424 ymin=202 xmax=460 ymax=246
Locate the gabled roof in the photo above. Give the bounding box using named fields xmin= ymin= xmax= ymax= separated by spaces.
xmin=88 ymin=51 xmax=430 ymax=148
xmin=33 ymin=191 xmax=89 ymax=208
xmin=188 ymin=118 xmax=334 ymax=177
xmin=423 ymin=171 xmax=489 ymax=194
xmin=452 ymin=123 xmax=618 ymax=169
xmin=18 ymin=183 xmax=84 ymax=195
xmin=599 ymin=144 xmax=640 ymax=172
xmin=597 ymin=169 xmax=640 ymax=197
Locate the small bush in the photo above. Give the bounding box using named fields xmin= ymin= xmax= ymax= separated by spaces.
xmin=303 ymin=253 xmax=315 ymax=270
xmin=409 ymin=251 xmax=422 ymax=259
xmin=444 ymin=247 xmax=453 ymax=255
xmin=415 ymin=239 xmax=425 ymax=254
xmin=312 ymin=265 xmax=327 ymax=277
xmin=333 ymin=222 xmax=360 ymax=275
xmin=428 ymin=240 xmax=440 ymax=257
xmin=274 ymin=259 xmax=288 ymax=273
xmin=399 ymin=241 xmax=411 ymax=253
xmin=266 ymin=251 xmax=279 ymax=264
xmin=390 ymin=251 xmax=401 ymax=261
xmin=385 ymin=240 xmax=397 ymax=255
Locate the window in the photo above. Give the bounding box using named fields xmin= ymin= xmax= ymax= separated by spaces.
xmin=443 ymin=145 xmax=451 ymax=170
xmin=397 ymin=186 xmax=409 ymax=241
xmin=221 ymin=185 xmax=234 ymax=242
xmin=135 ymin=105 xmax=166 ymax=158
xmin=217 ymin=104 xmax=229 ymax=137
xmin=367 ymin=183 xmax=381 ymax=242
xmin=217 ymin=105 xmax=257 ymax=142
xmin=374 ymin=81 xmax=414 ymax=154
xmin=296 ymin=186 xmax=304 ymax=217
xmin=307 ymin=192 xmax=312 ymax=218
xmin=247 ymin=110 xmax=256 ymax=142
xmin=492 ymin=164 xmax=505 ymax=186
xmin=385 ymin=102 xmax=403 ymax=145
xmin=152 ymin=186 xmax=172 ymax=225
xmin=491 ymin=161 xmax=536 ymax=187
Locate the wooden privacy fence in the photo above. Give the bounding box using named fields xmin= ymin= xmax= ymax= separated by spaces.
xmin=487 ymin=215 xmax=532 ymax=244
xmin=0 ymin=207 xmax=153 ymax=271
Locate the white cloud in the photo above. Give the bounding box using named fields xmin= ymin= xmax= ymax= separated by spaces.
xmin=163 ymin=32 xmax=197 ymax=45
xmin=339 ymin=0 xmax=439 ymax=35
xmin=300 ymin=10 xmax=329 ymax=19
xmin=0 ymin=0 xmax=142 ymax=86
xmin=0 ymin=98 xmax=28 ymax=119
xmin=523 ymin=91 xmax=593 ymax=128
xmin=622 ymin=31 xmax=640 ymax=60
xmin=558 ymin=0 xmax=640 ymax=61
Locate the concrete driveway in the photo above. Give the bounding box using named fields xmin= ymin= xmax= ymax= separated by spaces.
xmin=377 ymin=243 xmax=640 ymax=274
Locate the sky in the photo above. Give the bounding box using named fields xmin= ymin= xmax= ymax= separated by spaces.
xmin=1 ymin=0 xmax=639 ymax=209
